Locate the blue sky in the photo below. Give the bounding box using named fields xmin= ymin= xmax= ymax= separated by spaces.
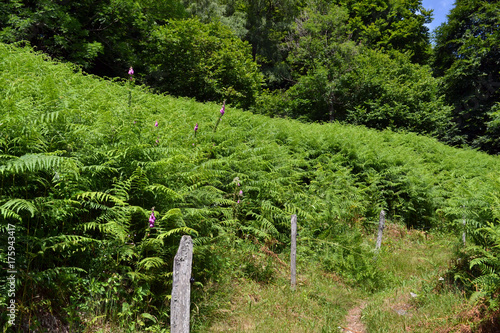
xmin=422 ymin=0 xmax=455 ymax=32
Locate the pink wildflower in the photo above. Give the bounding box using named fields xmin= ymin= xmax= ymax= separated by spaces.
xmin=220 ymin=101 xmax=225 ymax=116
xmin=149 ymin=207 xmax=156 ymax=228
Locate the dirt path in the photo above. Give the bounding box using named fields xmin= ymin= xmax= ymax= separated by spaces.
xmin=340 ymin=302 xmax=367 ymax=333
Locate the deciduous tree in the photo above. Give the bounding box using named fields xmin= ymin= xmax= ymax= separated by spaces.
xmin=433 ymin=0 xmax=500 ymax=153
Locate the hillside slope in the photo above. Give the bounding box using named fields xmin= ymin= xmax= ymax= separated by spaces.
xmin=0 ymin=43 xmax=499 ymax=332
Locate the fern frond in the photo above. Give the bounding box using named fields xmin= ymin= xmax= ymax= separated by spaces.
xmin=82 ymin=221 xmax=128 ymax=242
xmin=138 ymin=257 xmax=165 ymax=271
xmin=1 ymin=199 xmax=37 ymax=217
xmin=77 ymin=191 xmax=127 ymax=206
xmin=240 ymin=225 xmax=272 ymax=239
xmin=146 ymin=184 xmax=183 ymax=201
xmin=248 ymin=212 xmax=279 ymax=237
xmin=41 ymin=235 xmax=97 ymax=252
xmin=0 ymin=153 xmax=70 ymax=175
xmin=32 ymin=266 xmax=87 ymax=280
xmin=159 ymin=208 xmax=183 ymax=220
xmin=112 ymin=177 xmax=133 ymax=202
xmin=38 ymin=111 xmax=61 ymax=123
xmin=192 ymin=236 xmax=214 ymax=247
xmin=0 ymin=207 xmax=22 ymax=221
xmin=472 ymin=273 xmax=500 ymax=293
xmin=156 ymin=227 xmax=198 ymax=239
xmin=81 ymin=164 xmax=119 ymax=177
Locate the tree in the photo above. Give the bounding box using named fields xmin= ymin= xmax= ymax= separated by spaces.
xmin=181 ymin=0 xmax=301 ymax=89
xmin=253 ymin=4 xmax=452 ymax=138
xmin=144 ymin=18 xmax=263 ymax=108
xmin=433 ymin=0 xmax=500 ymax=153
xmin=0 ymin=0 xmax=187 ymax=76
xmin=281 ymin=4 xmax=358 ymax=122
xmin=344 ymin=49 xmax=453 ymax=138
xmin=335 ymin=0 xmax=433 ymax=64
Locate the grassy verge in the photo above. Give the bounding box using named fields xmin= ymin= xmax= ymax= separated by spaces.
xmin=192 ymin=224 xmax=487 ymax=333
xmin=193 ymin=255 xmax=364 ymax=332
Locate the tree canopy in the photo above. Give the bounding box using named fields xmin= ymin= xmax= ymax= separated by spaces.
xmin=334 ymin=0 xmax=433 ymax=64
xmin=433 ymin=0 xmax=500 ymax=153
xmin=144 ymin=18 xmax=263 ymax=108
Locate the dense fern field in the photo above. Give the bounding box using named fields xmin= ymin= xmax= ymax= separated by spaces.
xmin=1 ymin=43 xmax=499 ymax=332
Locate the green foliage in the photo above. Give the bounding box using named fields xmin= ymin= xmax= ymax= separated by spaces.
xmin=2 ymin=0 xmax=467 ymax=147
xmin=0 ymin=0 xmax=187 ymax=75
xmin=303 ymin=223 xmax=386 ymax=292
xmin=337 ymin=0 xmax=433 ymax=64
xmin=344 ymin=50 xmax=453 ymax=139
xmin=447 ymin=176 xmax=500 ymax=308
xmin=0 ymin=43 xmax=499 ymax=331
xmin=255 ymin=7 xmax=451 ymax=138
xmin=432 ymin=0 xmax=500 ymax=153
xmin=145 ymin=18 xmax=263 ymax=108
xmin=281 ymin=4 xmax=359 ymax=122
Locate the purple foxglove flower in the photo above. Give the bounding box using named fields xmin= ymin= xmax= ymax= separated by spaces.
xmin=239 ymin=190 xmax=243 ymax=196
xmin=237 ymin=200 xmax=240 ymax=204
xmin=155 ymin=121 xmax=158 ymax=127
xmin=194 ymin=123 xmax=198 ymax=131
xmin=149 ymin=208 xmax=156 ymax=228
xmin=128 ymin=67 xmax=134 ymax=81
xmin=220 ymin=102 xmax=225 ymax=116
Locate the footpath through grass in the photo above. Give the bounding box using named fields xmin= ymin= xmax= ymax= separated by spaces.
xmin=193 ymin=224 xmax=480 ymax=333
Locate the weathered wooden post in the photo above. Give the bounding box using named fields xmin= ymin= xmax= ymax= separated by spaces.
xmin=291 ymin=214 xmax=297 ymax=290
xmin=375 ymin=210 xmax=386 ymax=253
xmin=171 ymin=235 xmax=193 ymax=333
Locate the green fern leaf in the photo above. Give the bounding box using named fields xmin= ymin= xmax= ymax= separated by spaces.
xmin=138 ymin=257 xmax=165 ymax=270
xmin=1 ymin=199 xmax=37 ymax=217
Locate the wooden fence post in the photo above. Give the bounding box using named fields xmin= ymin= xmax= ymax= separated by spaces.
xmin=291 ymin=214 xmax=297 ymax=290
xmin=375 ymin=210 xmax=386 ymax=253
xmin=171 ymin=235 xmax=193 ymax=333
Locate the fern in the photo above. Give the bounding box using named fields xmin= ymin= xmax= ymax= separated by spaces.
xmin=137 ymin=257 xmax=165 ymax=271
xmin=40 ymin=234 xmax=97 ymax=252
xmin=156 ymin=227 xmax=198 ymax=239
xmin=3 ymin=41 xmax=500 ymax=330
xmin=0 ymin=198 xmax=37 ymax=217
xmin=146 ymin=184 xmax=183 ymax=201
xmin=0 ymin=207 xmax=22 ymax=221
xmin=0 ymin=153 xmax=73 ymax=175
xmin=77 ymin=191 xmax=127 ymax=206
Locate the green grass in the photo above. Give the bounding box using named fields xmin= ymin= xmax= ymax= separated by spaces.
xmin=192 ymin=252 xmax=364 ymax=332
xmin=0 ymin=42 xmax=499 ymax=332
xmin=190 ymin=223 xmax=476 ymax=332
xmin=191 ymin=224 xmax=479 ymax=333
xmin=363 ymin=225 xmax=469 ymax=333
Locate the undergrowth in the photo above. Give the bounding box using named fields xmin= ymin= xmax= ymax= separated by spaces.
xmin=0 ymin=43 xmax=499 ymax=332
